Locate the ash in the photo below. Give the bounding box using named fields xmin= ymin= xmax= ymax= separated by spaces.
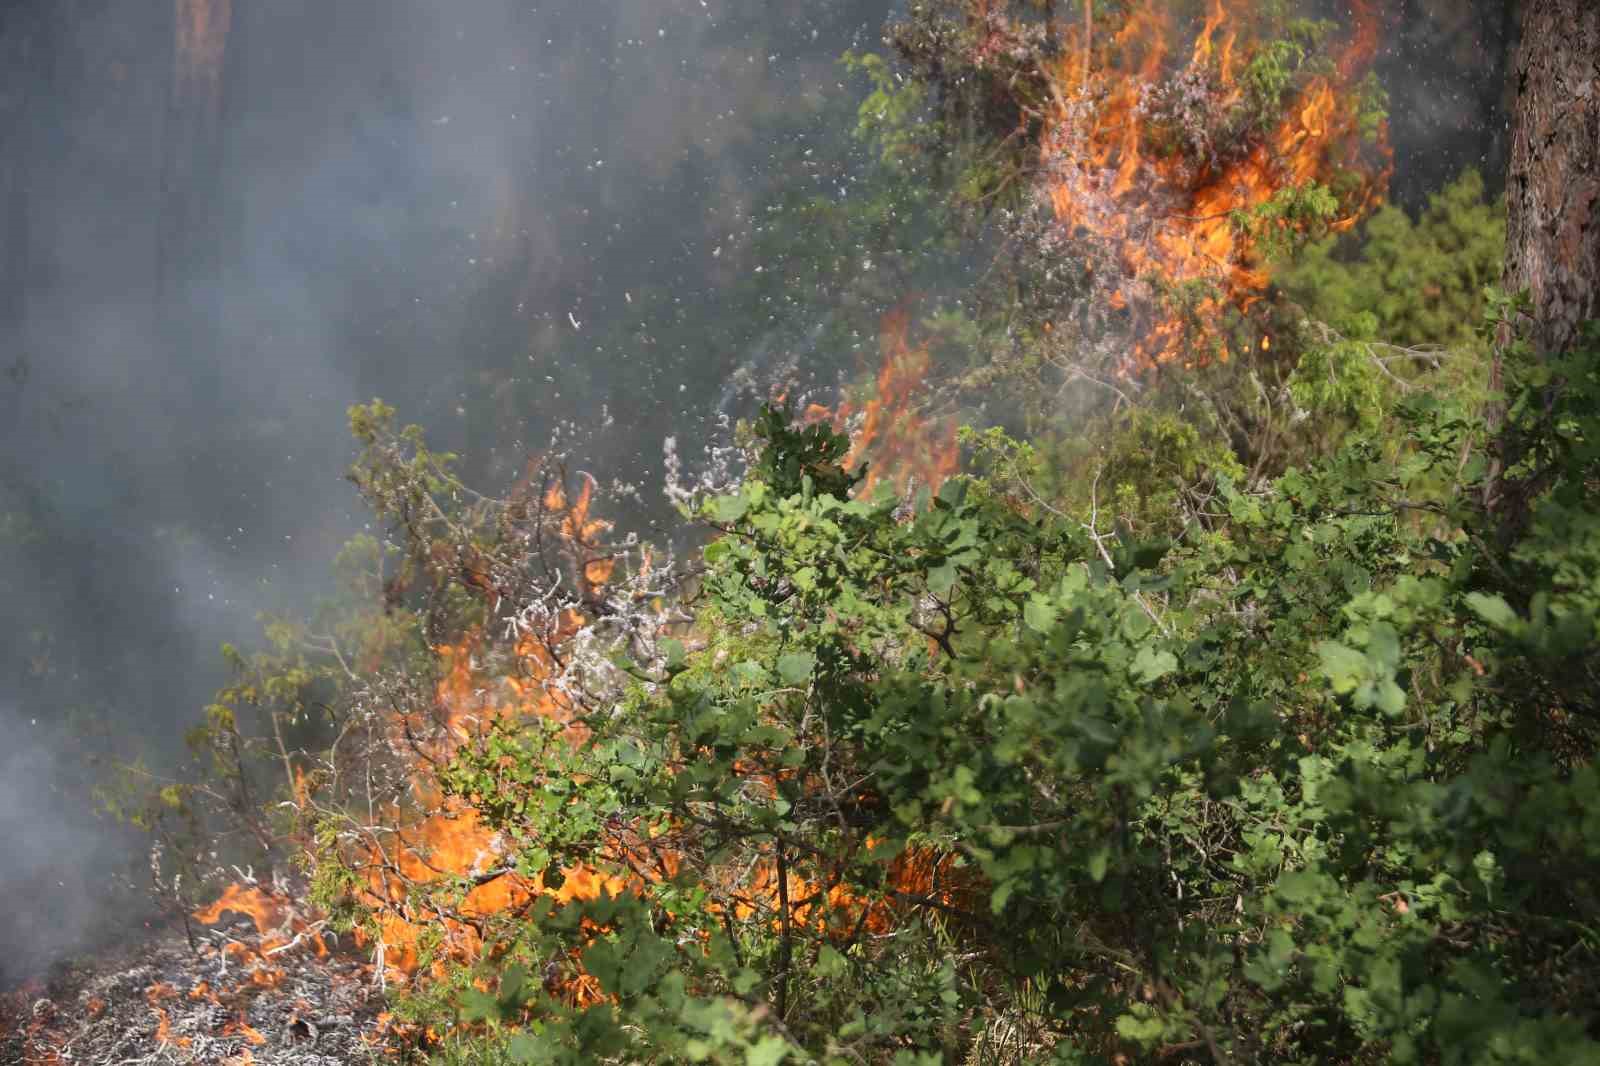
xmin=1 ymin=917 xmax=389 ymax=1065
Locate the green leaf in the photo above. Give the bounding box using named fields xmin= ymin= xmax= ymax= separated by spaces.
xmin=1373 ymin=678 xmax=1406 ymax=716
xmin=747 ymin=1036 xmax=791 ymax=1066
xmin=498 ymin=963 xmax=528 ymax=1005
xmin=1023 ymin=597 xmax=1058 ymax=633
xmin=1130 ymin=646 xmax=1178 ymax=684
xmin=1316 ymin=640 xmax=1367 ymax=695
xmin=1087 ymin=846 xmax=1110 ymax=883
xmin=662 ymin=639 xmax=687 ymax=671
xmin=457 ymin=988 xmax=500 ymax=1023
xmin=1367 ymin=621 xmax=1401 ymax=672
xmin=1465 ymin=592 xmax=1519 ymax=631
xmin=710 ymin=492 xmax=749 ymax=523
xmin=1115 ymin=1006 xmax=1168 ymax=1045
xmin=776 ymin=652 xmax=815 ymax=686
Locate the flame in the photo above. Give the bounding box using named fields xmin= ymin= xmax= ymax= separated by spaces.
xmin=808 ymin=304 xmax=960 ymax=497
xmin=541 ymin=473 xmax=615 ymax=588
xmin=193 ymin=883 xmax=287 ymax=931
xmin=315 ymin=479 xmax=634 ymax=992
xmin=192 ymin=882 xmax=327 ymax=971
xmin=228 ymin=1017 xmax=268 ymax=1046
xmin=715 ymin=843 xmax=962 ymax=938
xmin=1030 ymin=0 xmax=1387 ymax=369
xmin=194 ymin=464 xmax=968 ymax=1024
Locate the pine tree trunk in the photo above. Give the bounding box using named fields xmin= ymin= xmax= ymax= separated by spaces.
xmin=157 ymin=0 xmax=232 ymax=432
xmin=1485 ymin=0 xmax=1599 ymax=515
xmin=0 ymin=5 xmax=42 ymax=355
xmin=1503 ymin=0 xmax=1600 ymax=356
xmin=159 ymin=0 xmax=232 ymax=295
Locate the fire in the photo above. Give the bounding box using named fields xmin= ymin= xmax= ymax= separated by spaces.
xmin=226 ymin=1016 xmax=269 ymax=1046
xmin=192 ymin=881 xmax=327 ymax=980
xmin=304 ymin=479 xmax=634 ymax=992
xmin=189 ymin=480 xmax=634 ymax=1011
xmin=1029 ymin=0 xmax=1387 ymax=369
xmin=192 ymin=451 xmax=967 ymax=1031
xmin=807 ymin=304 xmax=960 ymax=497
xmin=717 ymin=843 xmax=963 ymax=938
xmin=540 ymin=473 xmax=615 ymax=589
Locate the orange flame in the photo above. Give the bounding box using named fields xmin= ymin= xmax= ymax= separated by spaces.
xmin=1035 ymin=0 xmax=1387 ymax=369
xmin=196 ymin=470 xmax=968 ymax=1018
xmin=317 ymin=480 xmax=634 ymax=991
xmin=807 ymin=304 xmax=959 ymax=497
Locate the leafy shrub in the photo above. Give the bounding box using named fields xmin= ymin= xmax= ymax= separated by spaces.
xmin=302 ymin=303 xmax=1600 ymax=1063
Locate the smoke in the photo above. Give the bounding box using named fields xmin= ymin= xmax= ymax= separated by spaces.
xmin=0 ymin=0 xmax=895 ymax=980
xmin=1374 ymin=0 xmax=1518 ymax=209
xmin=0 ymin=707 xmax=145 ymax=986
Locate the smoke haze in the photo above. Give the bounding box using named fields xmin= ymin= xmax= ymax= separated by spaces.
xmin=0 ymin=0 xmax=892 ymax=982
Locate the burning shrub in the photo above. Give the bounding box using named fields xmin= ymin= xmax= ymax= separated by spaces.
xmin=881 ymin=0 xmax=1389 ymax=382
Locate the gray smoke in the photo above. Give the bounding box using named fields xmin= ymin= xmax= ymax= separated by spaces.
xmin=0 ymin=0 xmax=894 ymax=981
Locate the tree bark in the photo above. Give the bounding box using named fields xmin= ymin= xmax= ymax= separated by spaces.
xmin=1503 ymin=0 xmax=1600 ymax=357
xmin=0 ymin=4 xmax=43 ymax=359
xmin=1485 ymin=0 xmax=1599 ymax=515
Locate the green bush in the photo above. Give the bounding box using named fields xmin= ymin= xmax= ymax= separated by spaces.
xmin=336 ymin=299 xmax=1600 ymax=1062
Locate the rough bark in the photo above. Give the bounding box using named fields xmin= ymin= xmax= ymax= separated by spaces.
xmin=1503 ymin=0 xmax=1600 ymax=357
xmin=1485 ymin=0 xmax=1599 ymax=516
xmin=156 ymin=0 xmax=233 ymax=435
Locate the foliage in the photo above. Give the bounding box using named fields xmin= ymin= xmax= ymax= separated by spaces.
xmin=151 ymin=219 xmax=1594 ymax=1066
xmin=275 ymin=321 xmax=1598 ymax=1065
xmin=983 ymin=166 xmax=1504 ymax=533
xmin=1279 ymin=170 xmax=1506 ymax=350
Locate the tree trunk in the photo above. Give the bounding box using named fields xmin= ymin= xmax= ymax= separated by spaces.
xmin=0 ymin=4 xmax=44 ymax=363
xmin=1485 ymin=0 xmax=1599 ymax=515
xmin=1503 ymin=0 xmax=1600 ymax=356
xmin=0 ymin=13 xmax=28 ymax=334
xmin=158 ymin=0 xmax=232 ymax=301
xmin=156 ymin=0 xmax=232 ymax=439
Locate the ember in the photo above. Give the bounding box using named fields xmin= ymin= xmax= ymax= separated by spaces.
xmin=1 ymin=919 xmax=383 ymax=1064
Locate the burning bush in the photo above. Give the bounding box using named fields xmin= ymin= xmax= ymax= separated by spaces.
xmin=886 ymin=0 xmax=1389 ymax=377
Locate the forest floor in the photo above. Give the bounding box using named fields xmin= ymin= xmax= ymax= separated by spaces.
xmin=0 ymin=911 xmax=390 ymax=1065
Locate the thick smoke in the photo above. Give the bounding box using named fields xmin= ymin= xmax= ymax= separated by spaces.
xmin=0 ymin=707 xmax=139 ymax=984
